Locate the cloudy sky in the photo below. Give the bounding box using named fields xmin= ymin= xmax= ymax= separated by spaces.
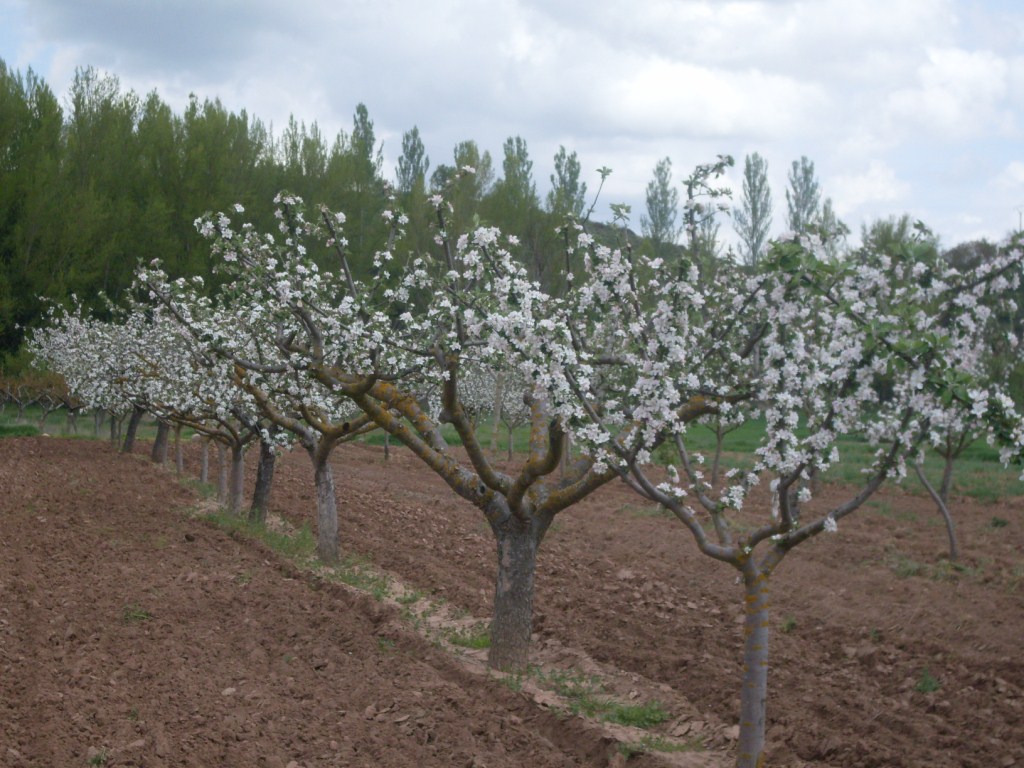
xmin=2 ymin=0 xmax=1022 ymax=250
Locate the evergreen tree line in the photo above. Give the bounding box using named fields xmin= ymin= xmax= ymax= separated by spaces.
xmin=0 ymin=60 xmax=591 ymax=366
xmin=2 ymin=58 xmax=1021 ymax=392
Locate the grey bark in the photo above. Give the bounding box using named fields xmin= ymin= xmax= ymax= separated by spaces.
xmin=310 ymin=448 xmax=339 ymax=563
xmin=487 ymin=512 xmax=549 ymax=671
xmin=151 ymin=421 xmax=170 ymax=464
xmin=939 ymin=453 xmax=955 ymax=504
xmin=915 ymin=462 xmax=959 ymax=561
xmin=228 ymin=444 xmax=245 ymax=514
xmin=121 ymin=406 xmax=145 ymax=453
xmin=249 ymin=438 xmax=276 ymax=524
xmin=199 ymin=439 xmax=210 ymax=484
xmin=174 ymin=423 xmax=184 ymax=475
xmin=217 ymin=443 xmax=228 ymax=504
xmin=736 ymin=566 xmax=771 ymax=768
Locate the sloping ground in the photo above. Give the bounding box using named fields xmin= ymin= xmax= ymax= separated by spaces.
xmin=279 ymin=442 xmax=1022 ymax=768
xmin=3 ymin=436 xmax=1023 ymax=767
xmin=0 ymin=437 xmax=686 ymax=768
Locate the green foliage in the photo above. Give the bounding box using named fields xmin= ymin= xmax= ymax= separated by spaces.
xmin=0 ymin=59 xmax=398 ymax=359
xmin=785 ymin=155 xmax=821 ymax=234
xmin=0 ymin=424 xmax=38 ymax=437
xmin=330 ymin=554 xmax=391 ymax=601
xmin=641 ymin=157 xmax=680 ymax=257
xmin=204 ymin=511 xmax=317 ymax=560
xmin=537 ymin=669 xmax=668 ymax=728
xmin=734 ymin=152 xmax=773 ymax=267
xmin=446 ymin=624 xmax=492 ymax=649
xmin=619 ymin=735 xmax=705 ymax=757
xmin=122 ymin=604 xmax=153 ymax=623
xmin=547 ymin=145 xmax=587 ymax=219
xmin=915 ymin=668 xmax=942 ymax=693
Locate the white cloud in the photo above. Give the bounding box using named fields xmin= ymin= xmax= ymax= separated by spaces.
xmin=885 ymin=46 xmax=1013 ymax=138
xmin=994 ymin=160 xmax=1024 ymax=191
xmin=2 ymin=0 xmax=1021 ymax=247
xmin=831 ymin=160 xmax=911 ymax=215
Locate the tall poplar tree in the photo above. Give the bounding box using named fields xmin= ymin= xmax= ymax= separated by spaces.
xmin=785 ymin=155 xmax=821 ymax=234
xmin=546 ymin=145 xmax=586 ymax=219
xmin=396 ymin=126 xmax=429 ymax=196
xmin=734 ymin=152 xmax=773 ymax=267
xmin=641 ymin=157 xmax=680 ymax=258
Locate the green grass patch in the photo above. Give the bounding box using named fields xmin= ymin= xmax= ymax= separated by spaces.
xmin=0 ymin=423 xmax=38 ymax=437
xmin=888 ymin=552 xmax=981 ymax=582
xmin=204 ymin=511 xmax=317 ymax=560
xmin=395 ymin=589 xmax=425 ymax=606
xmin=915 ymin=668 xmax=942 ymax=693
xmin=328 ymin=554 xmax=391 ymax=600
xmin=618 ymin=734 xmax=705 ymax=757
xmin=619 ymin=503 xmax=672 ymax=518
xmin=182 ymin=478 xmax=218 ymax=500
xmin=446 ymin=624 xmax=491 ymax=649
xmin=537 ymin=669 xmax=668 ymax=728
xmin=122 ymin=604 xmax=153 ymax=623
xmin=865 ymin=499 xmax=917 ymax=522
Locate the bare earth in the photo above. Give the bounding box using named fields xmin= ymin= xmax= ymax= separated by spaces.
xmin=2 ymin=436 xmax=1023 ymax=767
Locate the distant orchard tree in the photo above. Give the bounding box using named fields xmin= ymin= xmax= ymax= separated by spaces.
xmin=733 ymin=152 xmax=773 ymax=267
xmin=785 ymin=155 xmax=821 ymax=234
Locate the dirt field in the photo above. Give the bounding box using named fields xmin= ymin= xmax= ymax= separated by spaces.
xmin=2 ymin=436 xmax=1023 ymax=767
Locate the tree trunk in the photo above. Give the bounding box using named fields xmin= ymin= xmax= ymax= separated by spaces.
xmin=559 ymin=433 xmax=572 ymax=481
xmin=174 ymin=423 xmax=184 ymax=475
xmin=736 ymin=566 xmax=771 ymax=768
xmin=121 ymin=406 xmax=145 ymax=453
xmin=939 ymin=453 xmax=955 ymax=505
xmin=151 ymin=421 xmax=170 ymax=464
xmin=915 ymin=462 xmax=959 ymax=561
xmin=199 ymin=439 xmax=210 ymax=484
xmin=383 ymin=432 xmax=390 ymax=461
xmin=228 ymin=444 xmax=245 ymax=514
xmin=310 ymin=450 xmax=339 ymax=563
xmin=109 ymin=411 xmax=119 ymax=447
xmin=249 ymin=438 xmax=276 ymax=525
xmin=217 ymin=443 xmax=228 ymax=504
xmin=93 ymin=409 xmax=104 ymax=437
xmin=487 ymin=514 xmax=545 ymax=671
xmin=507 ymin=424 xmax=514 ymax=461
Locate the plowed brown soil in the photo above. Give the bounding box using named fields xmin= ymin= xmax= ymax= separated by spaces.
xmin=2 ymin=435 xmax=1023 ymax=767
